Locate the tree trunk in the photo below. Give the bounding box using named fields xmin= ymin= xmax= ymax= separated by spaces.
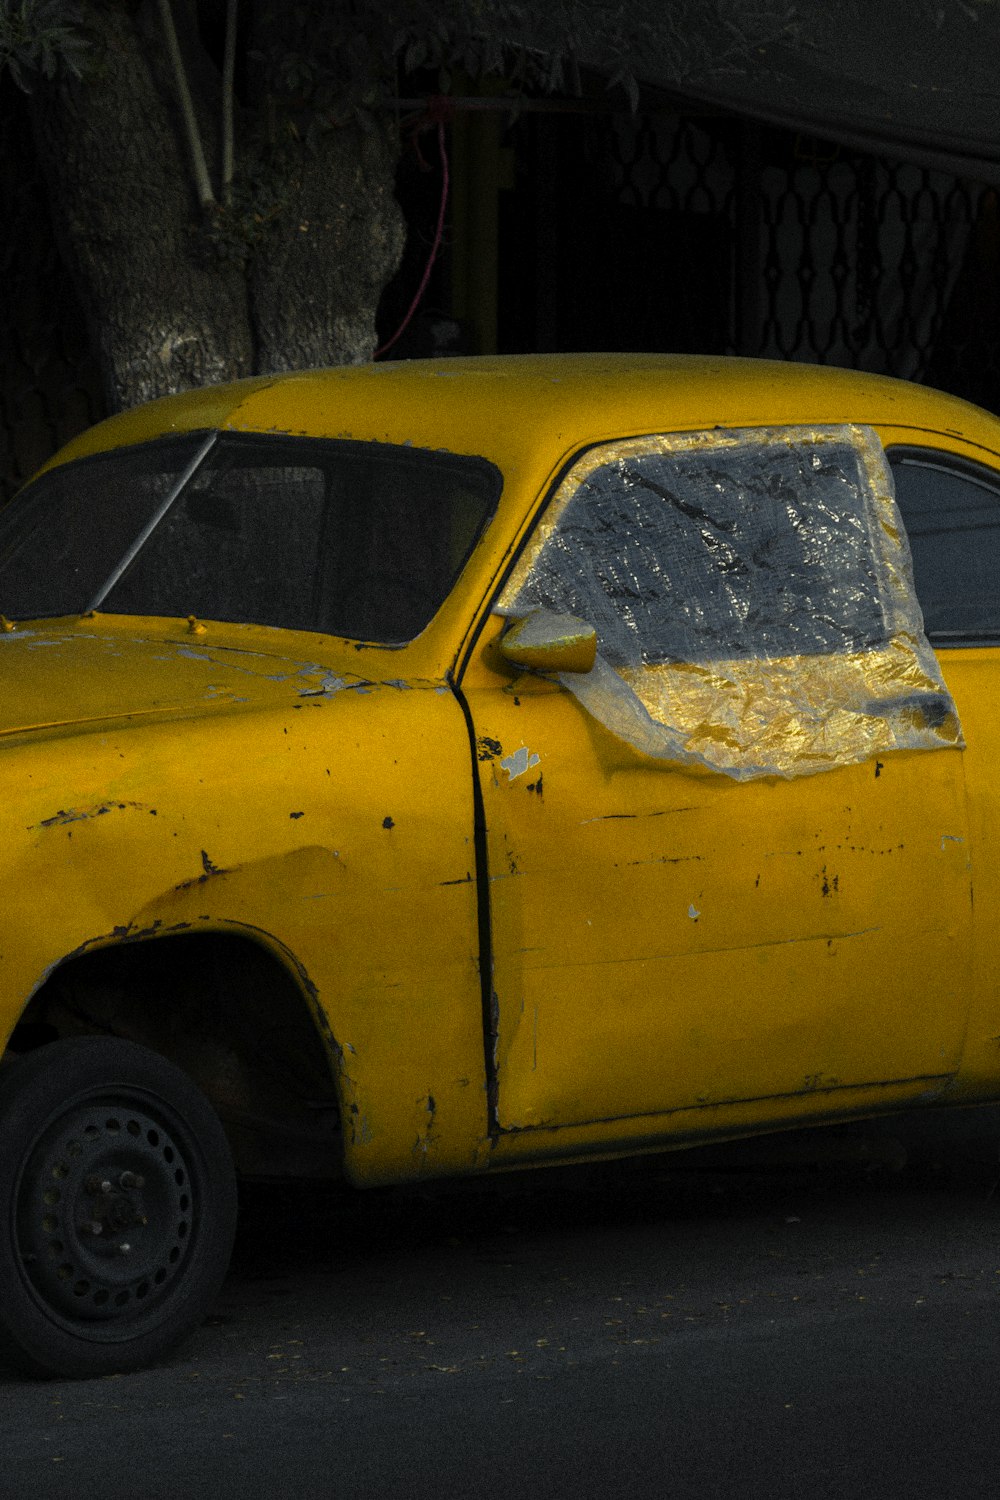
xmin=250 ymin=119 xmax=406 ymax=371
xmin=25 ymin=2 xmax=407 ymax=412
xmin=27 ymin=2 xmax=253 ymax=412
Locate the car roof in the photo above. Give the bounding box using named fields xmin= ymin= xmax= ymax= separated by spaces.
xmin=38 ymin=353 xmax=1000 ymax=479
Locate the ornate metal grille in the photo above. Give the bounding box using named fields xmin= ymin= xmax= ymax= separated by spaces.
xmin=562 ymin=109 xmax=1000 ymax=410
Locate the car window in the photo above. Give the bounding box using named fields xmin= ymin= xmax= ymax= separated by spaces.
xmin=1 ymin=433 xmax=501 ymax=642
xmin=502 ymin=430 xmax=887 ymax=666
xmin=0 ymin=433 xmax=207 ymax=623
xmin=497 ymin=425 xmax=960 ymax=780
xmin=889 ymin=447 xmax=1000 ymax=641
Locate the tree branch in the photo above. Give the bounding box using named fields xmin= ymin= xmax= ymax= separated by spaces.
xmin=156 ymin=0 xmax=216 ymax=210
xmin=222 ymin=0 xmax=237 ymax=207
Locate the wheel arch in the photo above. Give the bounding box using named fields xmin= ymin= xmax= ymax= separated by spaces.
xmin=4 ymin=926 xmax=345 ymax=1181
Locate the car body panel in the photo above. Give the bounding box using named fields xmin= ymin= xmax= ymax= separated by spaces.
xmin=463 ymin=611 xmax=971 ymax=1139
xmin=6 ymin=355 xmax=1000 ymax=1185
xmin=0 ymin=625 xmax=489 ymax=1184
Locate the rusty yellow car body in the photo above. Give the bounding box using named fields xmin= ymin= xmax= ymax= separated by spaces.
xmin=2 ymin=352 xmax=1000 ymax=1375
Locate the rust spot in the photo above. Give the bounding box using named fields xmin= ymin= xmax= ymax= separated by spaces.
xmin=477 ymin=737 xmax=503 ymax=762
xmin=382 ymin=815 xmax=395 ymax=830
xmin=289 ymin=811 xmax=305 ymax=820
xmin=525 ymin=774 xmax=544 ymax=797
xmin=875 ymin=760 xmax=884 ymax=778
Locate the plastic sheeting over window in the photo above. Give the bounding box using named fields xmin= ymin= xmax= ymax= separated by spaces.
xmin=497 ymin=426 xmax=962 ymax=779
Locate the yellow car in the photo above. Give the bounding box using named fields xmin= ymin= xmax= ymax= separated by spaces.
xmin=0 ymin=353 xmax=996 ymax=1377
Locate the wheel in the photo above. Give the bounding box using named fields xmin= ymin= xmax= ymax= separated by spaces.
xmin=0 ymin=1036 xmax=237 ymax=1379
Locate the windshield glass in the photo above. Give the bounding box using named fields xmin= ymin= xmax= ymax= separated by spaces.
xmin=0 ymin=432 xmax=501 ymax=642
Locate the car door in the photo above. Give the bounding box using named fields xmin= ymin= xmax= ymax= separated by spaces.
xmin=460 ymin=423 xmax=972 ymax=1143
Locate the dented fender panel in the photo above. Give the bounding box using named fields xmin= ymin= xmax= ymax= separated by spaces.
xmin=0 ymin=661 xmax=489 ymax=1184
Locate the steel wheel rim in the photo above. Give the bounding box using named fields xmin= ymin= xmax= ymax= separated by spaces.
xmin=13 ymin=1087 xmax=200 ymax=1335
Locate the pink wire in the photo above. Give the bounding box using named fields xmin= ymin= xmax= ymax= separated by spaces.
xmin=375 ymin=118 xmax=450 ymax=359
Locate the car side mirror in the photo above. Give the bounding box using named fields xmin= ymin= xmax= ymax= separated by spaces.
xmin=499 ymin=610 xmax=598 ymax=674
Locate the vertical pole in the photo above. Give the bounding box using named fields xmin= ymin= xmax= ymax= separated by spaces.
xmin=467 ymin=110 xmax=500 ymax=354
xmin=534 ymin=116 xmax=560 ymax=352
xmin=450 ymin=108 xmax=471 ymax=337
xmin=448 ymin=96 xmax=501 ymax=355
xmin=735 ymin=121 xmax=763 ymax=356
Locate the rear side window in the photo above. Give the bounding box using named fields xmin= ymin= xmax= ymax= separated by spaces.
xmin=0 ymin=432 xmax=501 ymax=643
xmin=890 ymin=447 xmax=1000 ymax=641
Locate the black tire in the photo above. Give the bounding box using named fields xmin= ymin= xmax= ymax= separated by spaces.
xmin=0 ymin=1036 xmax=237 ymax=1379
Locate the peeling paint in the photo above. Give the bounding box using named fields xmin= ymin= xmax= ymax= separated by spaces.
xmin=413 ymin=1093 xmax=438 ymax=1160
xmin=34 ymin=800 xmax=155 ymax=830
xmin=174 ymin=849 xmax=230 ymax=891
xmin=624 ymin=853 xmax=702 ymax=868
xmin=171 ymin=643 xmax=374 ymax=699
xmin=501 ymin=746 xmax=541 ymax=781
xmin=298 ymin=678 xmax=347 ymax=698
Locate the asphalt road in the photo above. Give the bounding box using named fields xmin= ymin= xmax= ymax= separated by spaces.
xmin=4 ymin=1151 xmax=1000 ymax=1500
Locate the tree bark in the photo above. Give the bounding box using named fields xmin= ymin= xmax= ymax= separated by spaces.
xmin=250 ymin=119 xmax=406 ymax=371
xmin=24 ymin=2 xmax=408 ymax=409
xmin=27 ymin=1 xmax=253 ymax=412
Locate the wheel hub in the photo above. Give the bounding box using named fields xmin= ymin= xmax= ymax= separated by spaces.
xmin=16 ymin=1097 xmax=196 ymax=1325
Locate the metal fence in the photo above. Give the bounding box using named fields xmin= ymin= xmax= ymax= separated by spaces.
xmin=569 ymin=109 xmax=1000 ymax=408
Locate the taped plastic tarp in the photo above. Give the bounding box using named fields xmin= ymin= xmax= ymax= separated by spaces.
xmin=497 ymin=425 xmax=962 ymax=779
